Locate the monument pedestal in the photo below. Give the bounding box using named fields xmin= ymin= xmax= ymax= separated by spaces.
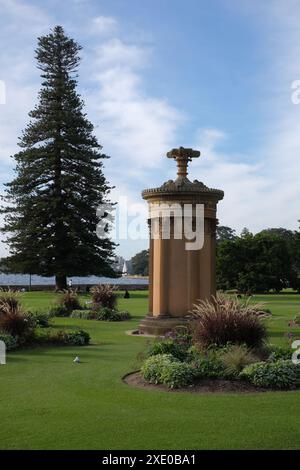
xmin=139 ymin=147 xmax=224 ymax=335
xmin=139 ymin=315 xmax=192 ymax=336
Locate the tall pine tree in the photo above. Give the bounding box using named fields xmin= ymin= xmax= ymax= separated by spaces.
xmin=1 ymin=26 xmax=115 ymax=289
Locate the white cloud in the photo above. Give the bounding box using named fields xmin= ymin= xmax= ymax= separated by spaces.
xmin=91 ymin=16 xmax=118 ymax=35
xmin=190 ymin=128 xmax=270 ymax=232
xmin=94 ymin=38 xmax=148 ymax=67
xmin=86 ymin=38 xmax=183 ymax=172
xmin=0 ymin=0 xmax=49 ymax=33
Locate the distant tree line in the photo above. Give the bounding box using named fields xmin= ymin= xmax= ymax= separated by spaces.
xmin=130 ymin=224 xmax=300 ymax=293
xmin=217 ymin=225 xmax=300 ymax=293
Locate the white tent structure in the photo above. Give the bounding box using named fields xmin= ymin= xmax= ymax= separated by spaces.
xmin=122 ymin=261 xmax=128 ymax=277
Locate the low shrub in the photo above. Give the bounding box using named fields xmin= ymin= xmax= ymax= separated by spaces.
xmin=0 ymin=333 xmax=18 ymax=351
xmin=70 ymin=309 xmax=96 ymax=320
xmin=160 ymin=361 xmax=195 ymax=388
xmin=147 ymin=330 xmax=192 ymax=361
xmin=191 ymin=293 xmax=268 ymax=349
xmin=220 ymin=344 xmax=259 ymax=377
xmin=91 ymin=284 xmax=117 ymax=310
xmin=240 ymin=360 xmax=300 ymax=389
xmin=34 ymin=329 xmax=90 ymax=346
xmin=67 ymin=330 xmax=90 ymax=345
xmin=141 ymin=354 xmax=177 ymax=384
xmin=70 ymin=307 xmax=131 ymax=322
xmin=141 ymin=353 xmax=196 ymax=388
xmin=49 ymin=305 xmax=70 ymax=317
xmin=267 ymin=344 xmax=293 ymax=362
xmin=59 ymin=290 xmax=81 ymax=313
xmin=117 ymin=310 xmax=131 ymax=321
xmin=191 ymin=354 xmax=225 ymax=379
xmin=96 ymin=307 xmax=131 ymax=322
xmin=147 ymin=339 xmax=185 ymax=360
xmin=27 ymin=311 xmax=52 ymax=328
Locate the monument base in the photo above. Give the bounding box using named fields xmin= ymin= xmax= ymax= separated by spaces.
xmin=139 ymin=315 xmax=193 ymax=336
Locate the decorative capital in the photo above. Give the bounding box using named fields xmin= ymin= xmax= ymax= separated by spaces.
xmin=166 ymin=147 xmax=200 ymax=178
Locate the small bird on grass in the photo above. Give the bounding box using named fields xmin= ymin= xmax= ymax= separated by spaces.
xmin=73 ymin=356 xmax=80 ymax=363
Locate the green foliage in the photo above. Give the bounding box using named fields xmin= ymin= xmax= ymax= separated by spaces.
xmin=0 ymin=333 xmax=18 ymax=351
xmin=131 ymin=250 xmax=149 ymax=276
xmin=192 ymin=294 xmax=268 ymax=349
xmin=96 ymin=307 xmax=131 ymax=322
xmin=34 ymin=328 xmax=90 ymax=346
xmin=217 ymin=231 xmax=298 ymax=293
xmin=70 ymin=309 xmax=96 ymax=319
xmin=240 ymin=360 xmax=300 ymax=389
xmin=91 ymin=284 xmax=117 ymax=310
xmin=220 ymin=345 xmax=259 ymax=377
xmin=159 ymin=362 xmax=195 ymax=389
xmin=67 ymin=330 xmax=90 ymax=345
xmin=70 ymin=307 xmax=131 ymax=321
xmin=49 ymin=305 xmax=70 ymax=317
xmin=0 ymin=26 xmax=116 ymax=289
xmin=267 ymin=344 xmax=293 ymax=362
xmin=141 ymin=353 xmax=195 ymax=389
xmin=117 ymin=311 xmax=132 ymax=321
xmin=147 ymin=339 xmax=186 ymax=361
xmin=27 ymin=311 xmax=52 ymax=327
xmin=147 ymin=329 xmax=192 ymax=361
xmin=216 ymin=225 xmax=237 ymax=244
xmin=141 ymin=354 xmax=177 ymax=384
xmin=191 ymin=354 xmax=225 ymax=379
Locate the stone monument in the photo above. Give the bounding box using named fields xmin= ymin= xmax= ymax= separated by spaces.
xmin=139 ymin=147 xmax=224 ymax=335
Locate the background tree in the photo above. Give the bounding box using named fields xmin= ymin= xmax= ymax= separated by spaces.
xmin=0 ymin=26 xmax=115 ymax=289
xmin=216 ymin=225 xmax=237 ymax=244
xmin=240 ymin=227 xmax=252 ymax=238
xmin=259 ymin=227 xmax=294 ymax=242
xmin=131 ymin=250 xmax=149 ymax=276
xmin=217 ymin=231 xmax=297 ymax=293
xmin=291 ymin=221 xmax=300 ymax=291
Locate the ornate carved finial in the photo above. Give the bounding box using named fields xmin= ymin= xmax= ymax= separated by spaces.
xmin=166 ymin=147 xmax=200 ymax=179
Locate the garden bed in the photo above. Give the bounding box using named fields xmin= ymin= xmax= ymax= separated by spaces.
xmin=123 ymin=371 xmax=296 ymax=394
xmin=134 ymin=295 xmax=300 ymax=392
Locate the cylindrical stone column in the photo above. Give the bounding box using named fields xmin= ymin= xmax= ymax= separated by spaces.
xmin=139 ymin=147 xmax=224 ymax=335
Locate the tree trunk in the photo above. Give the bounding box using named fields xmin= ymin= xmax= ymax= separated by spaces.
xmin=55 ymin=274 xmax=67 ymax=291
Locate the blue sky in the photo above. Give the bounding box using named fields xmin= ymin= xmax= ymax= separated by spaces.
xmin=1 ymin=0 xmax=300 ymax=259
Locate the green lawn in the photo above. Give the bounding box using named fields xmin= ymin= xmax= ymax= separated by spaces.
xmin=0 ymin=291 xmax=300 ymax=450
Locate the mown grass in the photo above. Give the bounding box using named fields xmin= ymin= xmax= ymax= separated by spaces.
xmin=0 ymin=291 xmax=299 ymax=450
